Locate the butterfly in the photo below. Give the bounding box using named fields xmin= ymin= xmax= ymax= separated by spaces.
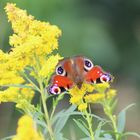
xmin=48 ymin=56 xmax=113 ymax=95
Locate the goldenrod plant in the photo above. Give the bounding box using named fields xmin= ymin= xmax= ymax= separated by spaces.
xmin=0 ymin=3 xmax=140 ymax=140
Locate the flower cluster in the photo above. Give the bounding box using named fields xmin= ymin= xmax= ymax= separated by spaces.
xmin=0 ymin=3 xmax=63 ymax=140
xmin=0 ymin=3 xmax=61 ymax=85
xmin=69 ymin=83 xmax=116 ymax=112
xmin=12 ymin=115 xmax=43 ymax=140
xmin=69 ymin=83 xmax=94 ymax=111
xmin=38 ymin=54 xmax=63 ymax=78
xmin=0 ymin=87 xmax=34 ymax=103
xmin=0 ymin=3 xmax=62 ymax=110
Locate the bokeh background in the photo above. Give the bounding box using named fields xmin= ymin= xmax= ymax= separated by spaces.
xmin=0 ymin=0 xmax=140 ymax=140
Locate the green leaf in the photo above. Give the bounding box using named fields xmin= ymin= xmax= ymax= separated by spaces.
xmin=117 ymin=103 xmax=135 ymax=133
xmin=97 ymin=137 xmax=113 ymax=140
xmin=54 ymin=114 xmax=69 ymax=134
xmin=36 ymin=119 xmax=47 ymax=129
xmin=65 ymin=104 xmax=77 ymax=113
xmin=101 ymin=130 xmax=120 ymax=136
xmin=73 ymin=119 xmax=90 ymax=136
xmin=54 ymin=105 xmax=76 ymax=133
xmin=53 ymin=111 xmax=105 ymax=123
xmin=80 ymin=138 xmax=90 ymax=140
xmin=52 ymin=105 xmax=76 ymax=125
xmin=54 ymin=132 xmax=68 ymax=140
xmin=79 ymin=119 xmax=88 ymax=130
xmin=95 ymin=121 xmax=105 ymax=137
xmin=52 ymin=109 xmax=65 ymax=124
xmin=103 ymin=133 xmax=113 ymax=140
xmin=2 ymin=84 xmax=35 ymax=89
xmin=78 ymin=110 xmax=106 ymax=121
xmin=122 ymin=132 xmax=140 ymax=139
xmin=94 ymin=121 xmax=114 ymax=140
xmin=1 ymin=135 xmax=15 ymax=140
xmin=90 ymin=114 xmax=107 ymax=121
xmin=117 ymin=110 xmax=125 ymax=133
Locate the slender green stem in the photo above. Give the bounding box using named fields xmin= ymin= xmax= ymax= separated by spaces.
xmin=50 ymin=93 xmax=64 ymax=121
xmin=39 ymin=79 xmax=55 ymax=140
xmin=85 ymin=110 xmax=94 ymax=140
xmin=103 ymin=101 xmax=120 ymax=140
xmin=33 ymin=54 xmax=55 ymax=139
xmin=50 ymin=105 xmax=56 ymax=121
xmin=108 ymin=113 xmax=119 ymax=139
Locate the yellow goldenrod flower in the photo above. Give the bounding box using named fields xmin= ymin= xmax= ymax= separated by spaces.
xmin=69 ymin=83 xmax=94 ymax=96
xmin=16 ymin=99 xmax=35 ymax=111
xmin=0 ymin=3 xmax=63 ymax=87
xmin=84 ymin=93 xmax=105 ymax=103
xmin=12 ymin=115 xmax=44 ymax=140
xmin=0 ymin=71 xmax=24 ymax=86
xmin=69 ymin=82 xmax=116 ymax=106
xmin=0 ymin=3 xmax=62 ymax=114
xmin=70 ymin=95 xmax=83 ymax=105
xmin=78 ymin=103 xmax=87 ymax=112
xmin=69 ymin=83 xmax=94 ymax=107
xmin=0 ymin=50 xmax=9 ymax=61
xmin=0 ymin=87 xmax=34 ymax=104
xmin=94 ymin=83 xmax=110 ymax=93
xmin=0 ymin=50 xmax=24 ymax=86
xmin=0 ymin=87 xmax=18 ymax=103
xmin=106 ymin=89 xmax=116 ymax=99
xmin=5 ymin=3 xmax=61 ymax=69
xmin=19 ymin=87 xmax=35 ymax=101
xmin=84 ymin=88 xmax=116 ymax=104
xmin=39 ymin=54 xmax=63 ymax=78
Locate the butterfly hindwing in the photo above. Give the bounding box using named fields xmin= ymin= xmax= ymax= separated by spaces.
xmin=85 ymin=66 xmax=112 ymax=84
xmin=49 ymin=75 xmax=73 ymax=95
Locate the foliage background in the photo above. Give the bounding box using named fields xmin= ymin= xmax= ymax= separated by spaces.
xmin=0 ymin=0 xmax=140 ymax=140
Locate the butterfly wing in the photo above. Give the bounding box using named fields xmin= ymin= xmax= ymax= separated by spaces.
xmin=85 ymin=66 xmax=113 ymax=84
xmin=48 ymin=75 xmax=73 ymax=95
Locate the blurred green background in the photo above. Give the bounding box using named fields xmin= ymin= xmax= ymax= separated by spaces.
xmin=0 ymin=0 xmax=140 ymax=140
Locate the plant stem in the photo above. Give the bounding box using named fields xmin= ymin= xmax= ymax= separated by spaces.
xmin=50 ymin=93 xmax=64 ymax=121
xmin=39 ymin=79 xmax=55 ymax=140
xmin=108 ymin=113 xmax=119 ymax=140
xmin=33 ymin=54 xmax=55 ymax=139
xmin=85 ymin=110 xmax=94 ymax=140
xmin=103 ymin=101 xmax=119 ymax=140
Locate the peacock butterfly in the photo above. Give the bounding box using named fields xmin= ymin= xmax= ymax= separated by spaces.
xmin=48 ymin=56 xmax=113 ymax=95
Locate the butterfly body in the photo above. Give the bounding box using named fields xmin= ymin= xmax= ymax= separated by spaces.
xmin=49 ymin=56 xmax=113 ymax=95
